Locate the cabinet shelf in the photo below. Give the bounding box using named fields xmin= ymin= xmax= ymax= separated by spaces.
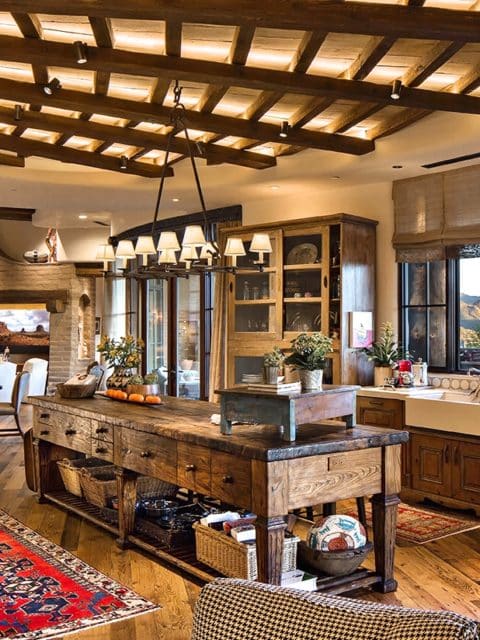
xmin=284 ymin=264 xmax=321 ymax=271
xmin=284 ymin=297 xmax=322 ymax=303
xmin=235 ymin=299 xmax=275 ymax=305
xmin=234 ymin=267 xmax=276 ymax=275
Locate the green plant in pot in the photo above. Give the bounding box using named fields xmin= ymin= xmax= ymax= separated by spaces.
xmin=284 ymin=332 xmax=333 ymax=391
xmin=362 ymin=321 xmax=399 ymax=387
xmin=126 ymin=371 xmax=160 ymax=397
xmin=263 ymin=346 xmax=285 ymax=385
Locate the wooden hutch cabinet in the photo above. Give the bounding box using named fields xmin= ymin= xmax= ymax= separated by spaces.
xmin=222 ymin=214 xmax=377 ymax=387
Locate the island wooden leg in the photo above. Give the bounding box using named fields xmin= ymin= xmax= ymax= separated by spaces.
xmin=115 ymin=468 xmax=137 ymax=549
xmin=371 ymin=493 xmax=400 ymax=593
xmin=255 ymin=516 xmax=287 ymax=585
xmin=33 ymin=438 xmax=49 ymax=503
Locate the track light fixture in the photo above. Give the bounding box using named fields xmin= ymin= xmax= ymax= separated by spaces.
xmin=391 ymin=79 xmax=402 ymax=100
xmin=14 ymin=104 xmax=23 ymax=121
xmin=279 ymin=120 xmax=290 ymax=138
xmin=73 ymin=40 xmax=88 ymax=64
xmin=43 ymin=77 xmax=62 ymax=95
xmin=120 ymin=155 xmax=128 ymax=170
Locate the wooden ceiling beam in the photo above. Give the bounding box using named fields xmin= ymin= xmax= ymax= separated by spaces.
xmin=402 ymin=41 xmax=465 ymax=88
xmin=11 ymin=13 xmax=45 ymax=114
xmin=0 ymin=105 xmax=276 ymax=169
xmin=230 ymin=25 xmax=256 ymax=66
xmin=0 ymin=206 xmax=33 ymax=220
xmin=0 ymin=78 xmax=373 ymax=155
xmin=165 ymin=21 xmax=182 ymax=57
xmin=0 ymin=132 xmax=173 ymax=177
xmin=0 ymin=36 xmax=477 ymax=116
xmin=4 ymin=1 xmax=480 ymax=42
xmin=289 ymin=31 xmax=328 ymax=74
xmin=0 ymin=153 xmax=25 ymax=168
xmin=344 ymin=36 xmax=396 ymax=81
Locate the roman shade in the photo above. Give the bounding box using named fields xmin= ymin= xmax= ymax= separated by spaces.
xmin=392 ymin=164 xmax=480 ymax=262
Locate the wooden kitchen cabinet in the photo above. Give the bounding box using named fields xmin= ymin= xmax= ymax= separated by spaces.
xmin=410 ymin=431 xmax=480 ymax=512
xmin=357 ymin=396 xmax=410 ymax=487
xmin=223 ymin=214 xmax=377 ymax=387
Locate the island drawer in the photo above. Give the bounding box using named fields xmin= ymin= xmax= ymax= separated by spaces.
xmin=114 ymin=427 xmax=177 ymax=484
xmin=33 ymin=409 xmax=92 ymax=454
xmin=177 ymin=442 xmax=211 ymax=494
xmin=91 ymin=420 xmax=114 ymax=442
xmin=91 ymin=439 xmax=114 ymax=462
xmin=210 ymin=452 xmax=251 ymax=510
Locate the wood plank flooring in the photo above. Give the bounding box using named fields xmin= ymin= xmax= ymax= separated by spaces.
xmin=0 ymin=407 xmax=478 ymax=639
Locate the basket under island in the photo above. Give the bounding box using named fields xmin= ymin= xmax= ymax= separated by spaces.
xmin=29 ymin=393 xmax=408 ymax=594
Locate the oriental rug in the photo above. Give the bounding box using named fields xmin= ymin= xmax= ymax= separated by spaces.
xmin=0 ymin=511 xmax=160 ymax=639
xmin=348 ymin=502 xmax=480 ymax=545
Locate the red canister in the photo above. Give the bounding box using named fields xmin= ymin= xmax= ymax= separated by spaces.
xmin=397 ymin=359 xmax=412 ymax=372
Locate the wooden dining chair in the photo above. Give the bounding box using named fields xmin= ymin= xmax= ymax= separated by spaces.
xmin=0 ymin=370 xmax=30 ymax=437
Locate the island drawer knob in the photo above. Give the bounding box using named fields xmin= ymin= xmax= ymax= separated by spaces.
xmin=222 ymin=475 xmax=234 ymax=484
xmin=40 ymin=413 xmax=50 ymax=420
xmin=40 ymin=429 xmax=49 ymax=435
xmin=185 ymin=464 xmax=196 ymax=472
xmin=140 ymin=451 xmax=151 ymax=458
xmin=95 ymin=447 xmax=108 ymax=454
xmin=96 ymin=427 xmax=109 ymax=434
xmin=64 ymin=429 xmax=76 ymax=435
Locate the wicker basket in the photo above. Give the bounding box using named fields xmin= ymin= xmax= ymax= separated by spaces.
xmin=56 ymin=381 xmax=97 ymax=399
xmin=80 ymin=467 xmax=117 ymax=507
xmin=193 ymin=523 xmax=299 ymax=580
xmin=79 ymin=468 xmax=179 ymax=508
xmin=57 ymin=458 xmax=112 ymax=497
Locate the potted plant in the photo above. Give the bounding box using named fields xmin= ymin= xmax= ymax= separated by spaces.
xmin=284 ymin=332 xmax=333 ymax=391
xmin=97 ymin=335 xmax=144 ymax=389
xmin=361 ymin=321 xmax=399 ymax=386
xmin=263 ymin=346 xmax=285 ymax=385
xmin=126 ymin=371 xmax=160 ymax=397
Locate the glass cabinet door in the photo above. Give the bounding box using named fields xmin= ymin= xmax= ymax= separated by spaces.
xmin=145 ymin=280 xmax=169 ymax=395
xmin=283 ymin=228 xmax=329 ymax=336
xmin=176 ymin=276 xmax=201 ymax=399
xmin=229 ymin=232 xmax=280 ymax=337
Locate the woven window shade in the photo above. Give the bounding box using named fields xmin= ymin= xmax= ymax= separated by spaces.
xmin=393 ymin=165 xmax=480 ymax=262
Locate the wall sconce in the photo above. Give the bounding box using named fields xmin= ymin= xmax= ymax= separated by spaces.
xmin=14 ymin=104 xmax=23 ymax=121
xmin=74 ymin=41 xmax=88 ymax=64
xmin=120 ymin=155 xmax=128 ymax=170
xmin=391 ymin=79 xmax=402 ymax=100
xmin=279 ymin=120 xmax=290 ymax=138
xmin=43 ymin=78 xmax=62 ymax=95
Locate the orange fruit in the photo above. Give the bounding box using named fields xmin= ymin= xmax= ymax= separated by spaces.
xmin=117 ymin=390 xmax=128 ymax=400
xmin=106 ymin=389 xmax=115 ymax=398
xmin=145 ymin=395 xmax=161 ymax=404
xmin=128 ymin=393 xmax=144 ymax=403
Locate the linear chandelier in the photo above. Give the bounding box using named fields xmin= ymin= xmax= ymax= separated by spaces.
xmin=95 ymin=82 xmax=272 ymax=278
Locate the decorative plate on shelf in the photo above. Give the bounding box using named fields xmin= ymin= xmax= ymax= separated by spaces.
xmin=286 ymin=243 xmax=318 ymax=265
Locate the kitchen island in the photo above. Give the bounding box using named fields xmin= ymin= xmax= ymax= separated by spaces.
xmin=30 ymin=394 xmax=408 ymax=594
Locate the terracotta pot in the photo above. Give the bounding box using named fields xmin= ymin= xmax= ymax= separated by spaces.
xmin=298 ymin=369 xmax=323 ymax=391
xmin=126 ymin=383 xmax=159 ymax=397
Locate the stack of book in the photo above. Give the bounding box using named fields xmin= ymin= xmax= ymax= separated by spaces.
xmin=247 ymin=381 xmax=302 ymax=394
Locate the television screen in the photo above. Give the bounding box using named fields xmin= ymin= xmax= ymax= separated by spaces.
xmin=0 ymin=308 xmax=50 ymax=355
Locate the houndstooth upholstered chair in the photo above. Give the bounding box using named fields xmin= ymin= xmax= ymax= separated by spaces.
xmin=191 ymin=578 xmax=479 ymax=640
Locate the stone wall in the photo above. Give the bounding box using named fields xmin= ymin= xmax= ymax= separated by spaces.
xmin=0 ymin=255 xmax=96 ymax=386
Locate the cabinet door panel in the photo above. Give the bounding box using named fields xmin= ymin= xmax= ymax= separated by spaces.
xmin=452 ymin=441 xmax=480 ymax=505
xmin=411 ymin=433 xmax=452 ymax=497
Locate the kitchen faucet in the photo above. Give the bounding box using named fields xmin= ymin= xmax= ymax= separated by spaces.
xmin=467 ymin=367 xmax=480 ymax=376
xmin=467 ymin=367 xmax=480 ymax=401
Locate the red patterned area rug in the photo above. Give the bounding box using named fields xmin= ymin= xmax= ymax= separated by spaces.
xmin=0 ymin=511 xmax=160 ymax=639
xmin=348 ymin=502 xmax=480 ymax=545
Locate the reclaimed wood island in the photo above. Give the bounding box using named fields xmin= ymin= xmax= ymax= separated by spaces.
xmin=30 ymin=394 xmax=408 ymax=594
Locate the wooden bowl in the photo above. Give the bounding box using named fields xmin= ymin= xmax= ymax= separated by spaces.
xmin=298 ymin=540 xmax=373 ymax=577
xmin=56 ymin=382 xmax=97 ymax=399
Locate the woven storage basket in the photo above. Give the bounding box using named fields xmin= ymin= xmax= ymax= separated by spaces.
xmin=80 ymin=467 xmax=118 ymax=507
xmin=56 ymin=381 xmax=97 ymax=399
xmin=57 ymin=458 xmax=112 ymax=497
xmin=136 ymin=476 xmax=178 ymax=499
xmin=193 ymin=523 xmax=299 ymax=580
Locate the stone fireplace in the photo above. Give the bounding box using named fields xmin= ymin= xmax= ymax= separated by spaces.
xmin=0 ymin=254 xmax=96 ymax=386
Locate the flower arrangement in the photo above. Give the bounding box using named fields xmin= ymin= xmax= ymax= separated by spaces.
xmin=361 ymin=321 xmax=399 ymax=367
xmin=97 ymin=335 xmax=144 ymax=369
xmin=284 ymin=332 xmax=333 ymax=371
xmin=263 ymin=346 xmax=285 ymax=368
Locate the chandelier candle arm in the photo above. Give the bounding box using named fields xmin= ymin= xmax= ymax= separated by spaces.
xmin=116 ymin=239 xmax=136 ymax=270
xmin=250 ymin=233 xmax=273 ymax=264
xmin=95 ymin=243 xmax=115 ymax=272
xmin=135 ymin=235 xmax=156 ymax=266
xmin=224 ymin=237 xmax=246 ymax=267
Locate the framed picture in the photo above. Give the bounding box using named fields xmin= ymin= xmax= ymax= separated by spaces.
xmin=95 ymin=317 xmax=101 ymax=335
xmin=349 ymin=312 xmax=373 ymax=348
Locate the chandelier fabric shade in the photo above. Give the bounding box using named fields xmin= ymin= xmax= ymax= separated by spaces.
xmin=95 ymin=82 xmax=271 ymax=277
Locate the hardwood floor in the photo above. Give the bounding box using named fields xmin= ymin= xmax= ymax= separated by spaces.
xmin=0 ymin=407 xmax=479 ymax=639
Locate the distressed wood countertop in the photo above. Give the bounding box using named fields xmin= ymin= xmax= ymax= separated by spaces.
xmin=29 ymin=394 xmax=408 ymax=462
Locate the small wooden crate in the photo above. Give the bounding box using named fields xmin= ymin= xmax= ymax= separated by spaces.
xmin=193 ymin=523 xmax=299 ymax=580
xmin=57 ymin=458 xmax=112 ymax=497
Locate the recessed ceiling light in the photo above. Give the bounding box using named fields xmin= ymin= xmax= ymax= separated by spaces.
xmin=172 ymin=197 xmax=180 ymax=202
xmin=270 ymin=185 xmax=280 ymax=190
xmin=78 ymin=214 xmax=87 ymax=219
